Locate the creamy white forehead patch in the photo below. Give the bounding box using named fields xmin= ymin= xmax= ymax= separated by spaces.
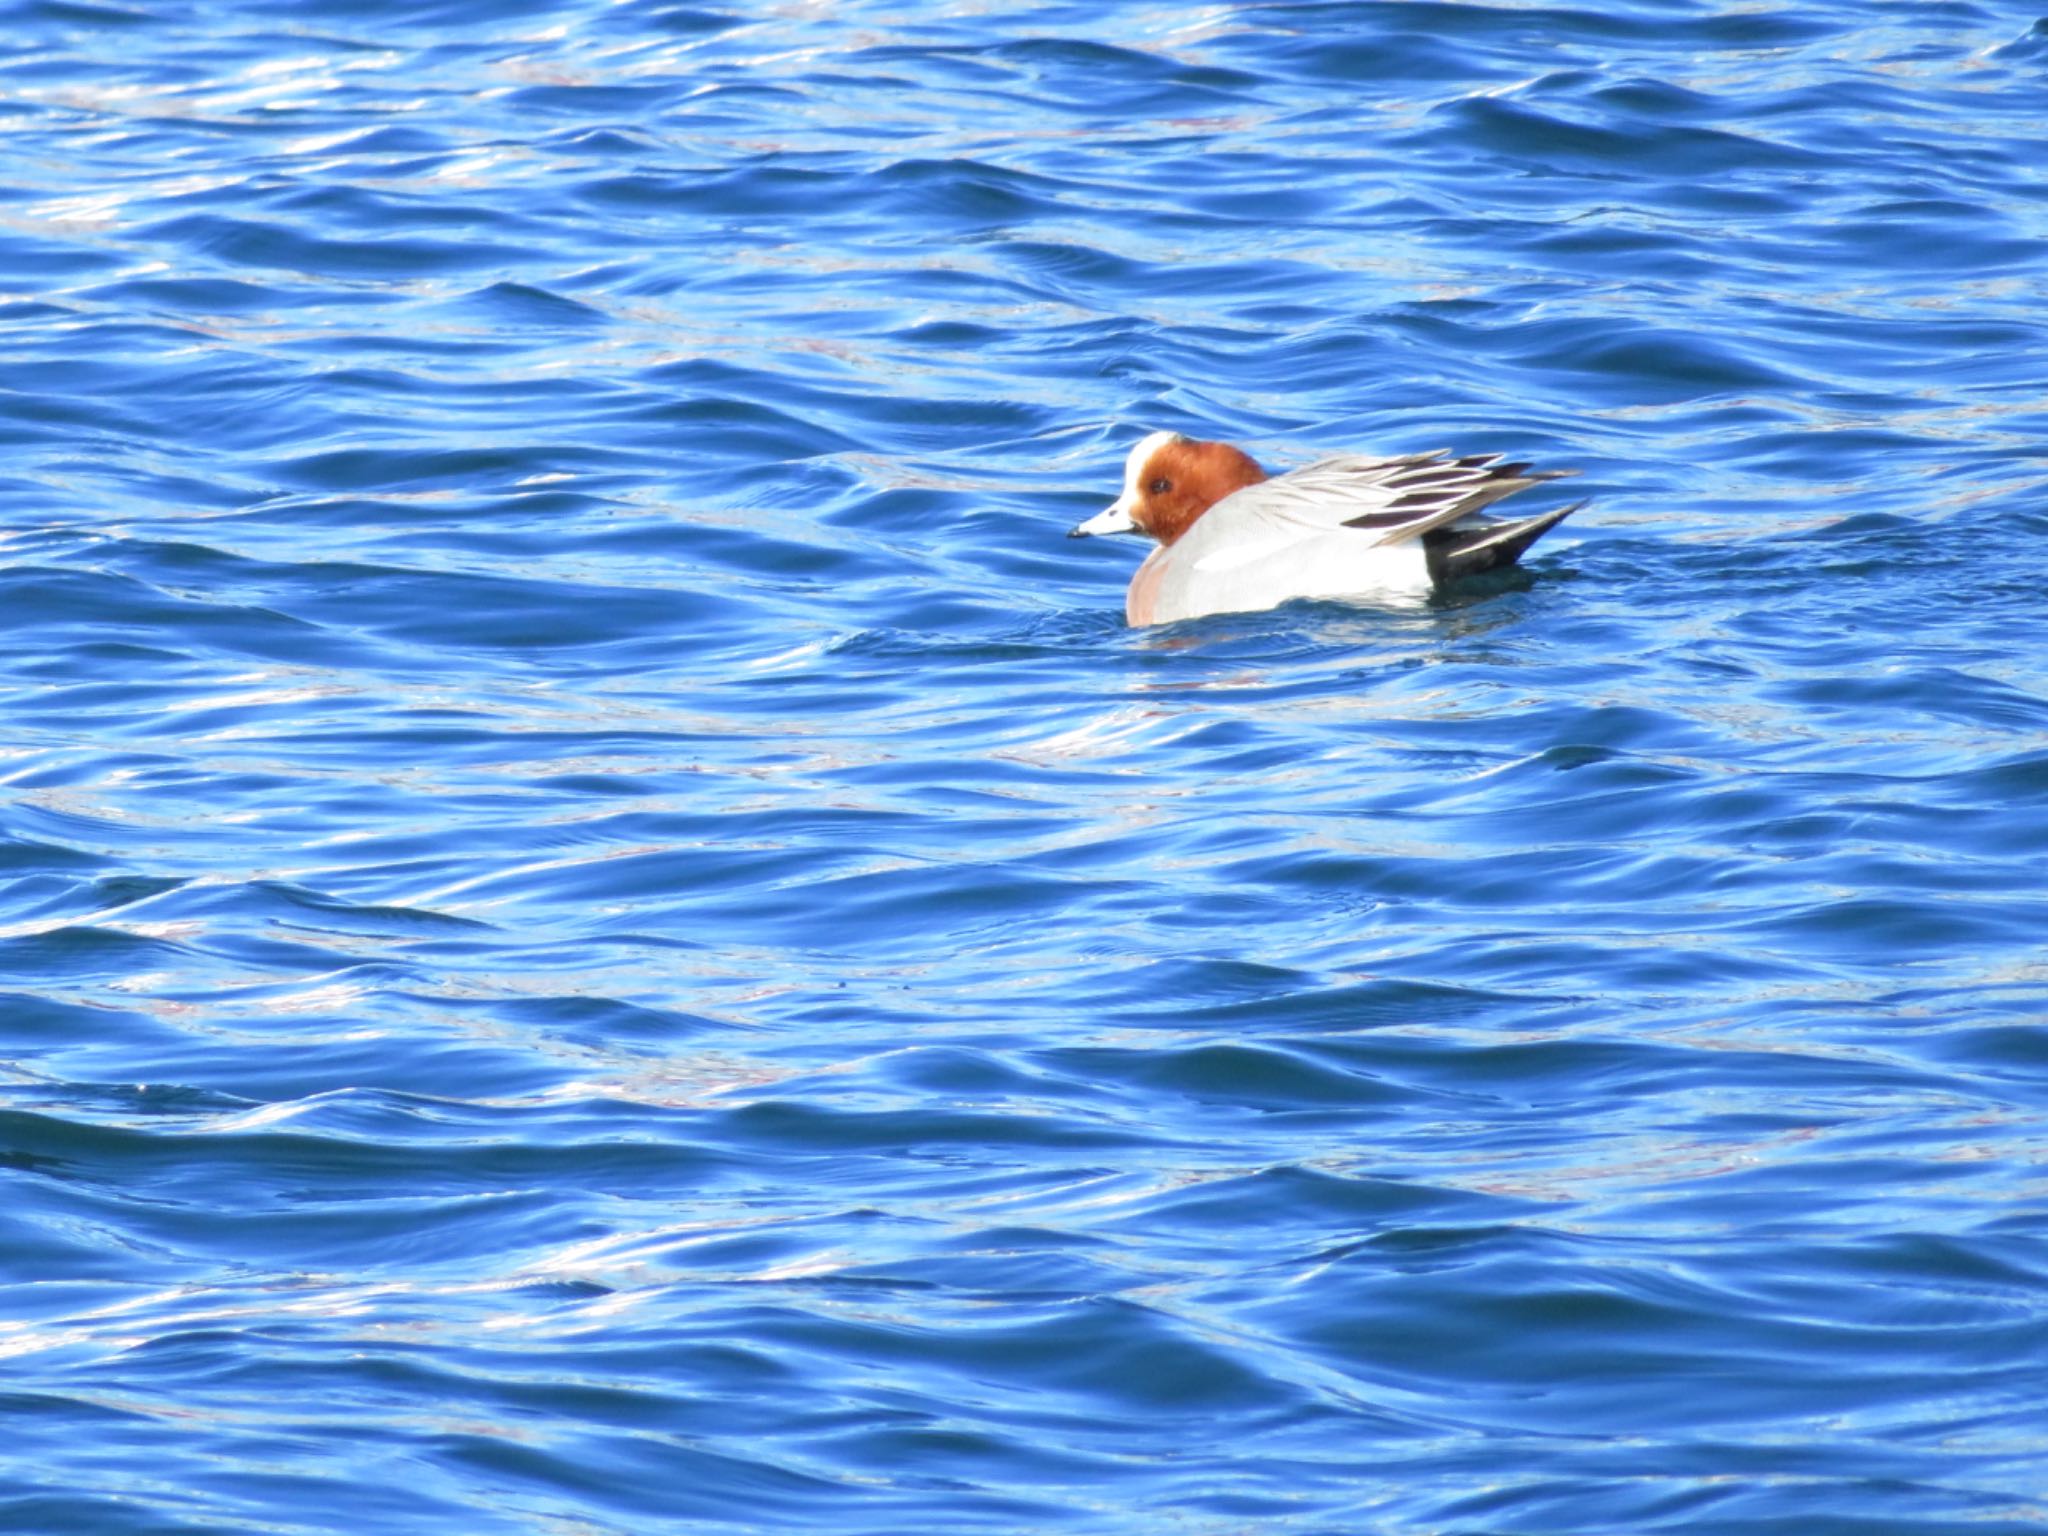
xmin=1122 ymin=430 xmax=1184 ymax=500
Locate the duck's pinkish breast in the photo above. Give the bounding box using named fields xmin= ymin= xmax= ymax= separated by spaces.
xmin=1126 ymin=547 xmax=1168 ymax=626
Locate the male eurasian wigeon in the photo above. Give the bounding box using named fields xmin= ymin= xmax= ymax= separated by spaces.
xmin=1071 ymin=431 xmax=1585 ymax=626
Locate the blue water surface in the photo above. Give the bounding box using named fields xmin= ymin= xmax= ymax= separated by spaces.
xmin=5 ymin=1 xmax=2048 ymax=1531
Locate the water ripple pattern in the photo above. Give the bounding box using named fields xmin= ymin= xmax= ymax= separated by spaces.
xmin=4 ymin=2 xmax=2048 ymax=1532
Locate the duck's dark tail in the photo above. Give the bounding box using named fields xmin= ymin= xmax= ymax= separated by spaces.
xmin=1425 ymin=499 xmax=1586 ymax=585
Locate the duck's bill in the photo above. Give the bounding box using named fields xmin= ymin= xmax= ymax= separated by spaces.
xmin=1069 ymin=499 xmax=1138 ymax=538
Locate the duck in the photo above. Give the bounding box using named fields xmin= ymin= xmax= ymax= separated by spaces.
xmin=1069 ymin=430 xmax=1584 ymax=626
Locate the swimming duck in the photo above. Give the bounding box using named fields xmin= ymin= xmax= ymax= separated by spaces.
xmin=1070 ymin=431 xmax=1583 ymax=625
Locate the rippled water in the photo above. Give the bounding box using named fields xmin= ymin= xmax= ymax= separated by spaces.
xmin=6 ymin=2 xmax=2048 ymax=1531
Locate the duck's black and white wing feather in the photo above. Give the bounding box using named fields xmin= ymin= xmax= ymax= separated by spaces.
xmin=1228 ymin=452 xmax=1573 ymax=542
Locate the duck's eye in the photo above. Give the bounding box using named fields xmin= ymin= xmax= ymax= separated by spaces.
xmin=1148 ymin=477 xmax=1171 ymax=495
